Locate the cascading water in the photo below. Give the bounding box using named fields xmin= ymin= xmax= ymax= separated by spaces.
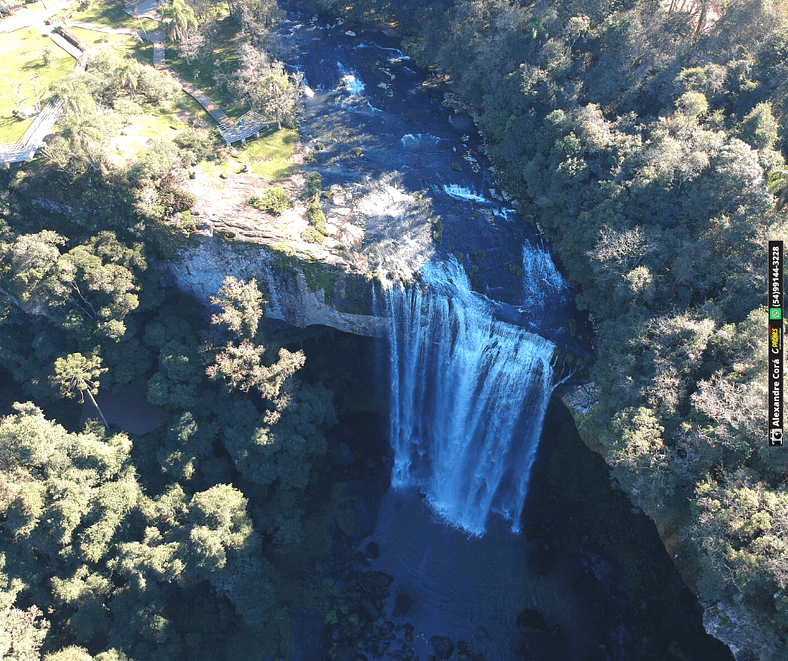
xmin=385 ymin=258 xmax=556 ymax=536
xmin=522 ymin=243 xmax=568 ymax=318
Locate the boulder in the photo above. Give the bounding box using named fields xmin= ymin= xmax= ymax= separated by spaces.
xmin=516 ymin=608 xmax=549 ymax=633
xmin=361 ymin=571 xmax=393 ymax=592
xmin=528 ymin=543 xmax=556 ymax=576
xmin=430 ymin=636 xmax=454 ymax=659
xmin=393 ymin=593 xmax=414 ymax=617
xmin=448 ymin=113 xmax=475 ymax=133
xmin=335 ymin=442 xmax=355 ymax=466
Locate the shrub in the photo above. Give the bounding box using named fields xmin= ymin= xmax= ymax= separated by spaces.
xmin=432 ymin=219 xmax=443 ymax=244
xmin=302 ymin=227 xmax=325 ymax=244
xmin=305 ymin=171 xmax=322 ymax=199
xmin=174 ymin=127 xmax=216 ymax=165
xmin=307 ymin=199 xmax=328 ymax=236
xmin=160 ymin=185 xmax=196 ymax=214
xmin=250 ymin=186 xmax=290 ymax=216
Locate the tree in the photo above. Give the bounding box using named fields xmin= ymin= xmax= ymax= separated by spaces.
xmin=159 ymin=0 xmax=198 ymax=47
xmin=0 ymin=231 xmax=67 ymax=316
xmin=209 ymin=276 xmax=264 ymax=341
xmin=738 ymin=101 xmax=780 ymax=151
xmin=258 ymin=63 xmax=300 ymax=130
xmin=218 ymin=383 xmax=334 ymax=491
xmin=43 ymin=96 xmax=120 ymax=177
xmin=58 ymin=232 xmax=145 ymax=340
xmin=228 ymin=43 xmax=301 ymax=129
xmin=206 ymin=277 xmax=305 ymax=424
xmin=44 ymin=647 xmax=95 ymax=661
xmin=126 ymin=0 xmax=148 ymax=33
xmin=4 ymin=78 xmax=33 ymax=118
xmin=226 ymin=0 xmax=283 ymax=41
xmin=117 ymin=60 xmax=141 ymax=101
xmin=174 ymin=27 xmax=207 ymax=65
xmin=116 ymin=483 xmax=276 ymax=625
xmin=207 ymin=340 xmax=305 ymax=422
xmin=51 ymin=353 xmax=109 ymax=429
xmin=51 ymin=79 xmax=96 ymax=122
xmin=157 ymin=412 xmax=215 ymax=481
xmin=768 ymin=167 xmax=788 ymax=211
xmin=0 ymin=605 xmax=50 ymax=661
xmin=146 ymin=339 xmax=203 ymax=410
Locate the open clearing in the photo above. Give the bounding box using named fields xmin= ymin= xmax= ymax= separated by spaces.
xmin=0 ymin=27 xmax=75 ymax=143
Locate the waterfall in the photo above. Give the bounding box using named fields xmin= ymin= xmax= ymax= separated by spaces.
xmin=385 ymin=258 xmax=556 ymax=536
xmin=521 ymin=243 xmax=567 ymax=317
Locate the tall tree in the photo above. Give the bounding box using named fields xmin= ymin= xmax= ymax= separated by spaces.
xmin=768 ymin=167 xmax=788 ymax=211
xmin=51 ymin=353 xmax=109 ymax=429
xmin=209 ymin=276 xmax=264 ymax=341
xmin=207 ymin=276 xmax=304 ymax=423
xmin=160 ymin=0 xmax=198 ymax=46
xmin=228 ymin=44 xmax=301 ymax=129
xmin=0 ymin=605 xmax=50 ymax=661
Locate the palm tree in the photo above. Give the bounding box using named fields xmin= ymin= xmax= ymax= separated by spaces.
xmin=160 ymin=0 xmax=198 ymax=47
xmin=51 ymin=78 xmax=95 ymax=121
xmin=768 ymin=168 xmax=788 ymax=212
xmin=118 ymin=60 xmax=141 ymax=100
xmin=51 ymin=353 xmax=110 ymax=430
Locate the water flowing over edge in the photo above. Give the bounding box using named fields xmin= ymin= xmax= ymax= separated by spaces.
xmin=521 ymin=242 xmax=569 ymax=316
xmin=384 ymin=258 xmax=556 ymax=537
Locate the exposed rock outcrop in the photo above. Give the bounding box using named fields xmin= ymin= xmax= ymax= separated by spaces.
xmin=165 ymin=236 xmax=386 ymax=337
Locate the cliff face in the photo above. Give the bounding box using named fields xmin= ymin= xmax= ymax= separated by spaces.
xmin=560 ymin=388 xmax=747 ymax=660
xmin=166 ymin=235 xmax=386 ymax=337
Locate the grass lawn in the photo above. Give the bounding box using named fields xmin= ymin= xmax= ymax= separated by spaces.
xmin=0 ymin=27 xmax=76 ymax=143
xmin=123 ymin=92 xmax=209 ymax=139
xmin=65 ymin=28 xmax=213 ymax=136
xmin=58 ymin=0 xmax=159 ymax=33
xmin=67 ymin=26 xmax=163 ymax=70
xmin=68 ymin=26 xmax=142 ymax=52
xmin=200 ymin=127 xmax=299 ymax=181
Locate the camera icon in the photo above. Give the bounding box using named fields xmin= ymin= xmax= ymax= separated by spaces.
xmin=770 ymin=429 xmax=784 ymax=446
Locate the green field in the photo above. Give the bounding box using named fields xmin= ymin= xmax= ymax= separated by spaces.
xmin=0 ymin=27 xmax=76 ymax=143
xmin=201 ymin=127 xmax=299 ymax=181
xmin=68 ymin=26 xmax=142 ymax=52
xmin=57 ymin=0 xmax=159 ymax=33
xmin=0 ymin=0 xmax=297 ymax=177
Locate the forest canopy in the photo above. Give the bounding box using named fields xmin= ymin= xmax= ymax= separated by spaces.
xmin=0 ymin=1 xmax=332 ymax=657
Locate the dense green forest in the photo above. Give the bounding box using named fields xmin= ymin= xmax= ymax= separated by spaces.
xmin=0 ymin=2 xmax=350 ymax=658
xmin=308 ymin=0 xmax=788 ymax=656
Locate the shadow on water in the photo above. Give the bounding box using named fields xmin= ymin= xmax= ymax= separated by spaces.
xmin=364 ymin=486 xmax=596 ymax=660
xmin=348 ymin=395 xmax=735 ymax=661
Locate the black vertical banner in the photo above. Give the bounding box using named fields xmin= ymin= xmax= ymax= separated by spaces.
xmin=770 ymin=241 xmax=784 ymax=447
